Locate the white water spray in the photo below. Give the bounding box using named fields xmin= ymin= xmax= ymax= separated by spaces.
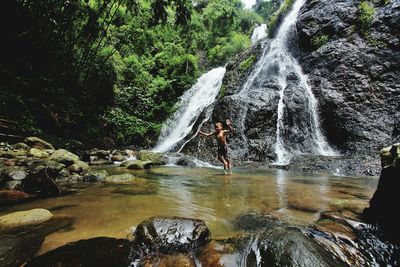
xmin=251 ymin=24 xmax=267 ymax=45
xmin=153 ymin=67 xmax=226 ymax=153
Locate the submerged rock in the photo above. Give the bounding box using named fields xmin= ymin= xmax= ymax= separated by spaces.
xmin=104 ymin=173 xmax=137 ymax=184
xmin=25 ymin=237 xmax=130 ymax=267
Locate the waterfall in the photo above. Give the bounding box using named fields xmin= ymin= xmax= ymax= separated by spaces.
xmin=251 ymin=24 xmax=267 ymax=45
xmin=153 ymin=67 xmax=226 ymax=153
xmin=239 ymin=0 xmax=336 ymax=164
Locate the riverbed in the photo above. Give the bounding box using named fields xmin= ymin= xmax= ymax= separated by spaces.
xmin=0 ymin=166 xmax=378 ymax=255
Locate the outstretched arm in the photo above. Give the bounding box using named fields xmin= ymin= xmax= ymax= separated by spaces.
xmin=198 ymin=130 xmax=214 ymax=137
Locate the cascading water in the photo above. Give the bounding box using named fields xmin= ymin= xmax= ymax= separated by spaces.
xmin=251 ymin=24 xmax=267 ymax=45
xmin=153 ymin=67 xmax=226 ymax=153
xmin=238 ymin=0 xmax=336 ymax=164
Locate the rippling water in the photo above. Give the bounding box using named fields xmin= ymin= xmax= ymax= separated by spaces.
xmin=0 ymin=166 xmax=378 ymax=255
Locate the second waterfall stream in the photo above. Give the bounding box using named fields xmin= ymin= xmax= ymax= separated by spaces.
xmin=153 ymin=67 xmax=226 ymax=153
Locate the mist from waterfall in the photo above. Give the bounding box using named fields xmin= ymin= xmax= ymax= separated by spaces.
xmin=239 ymin=0 xmax=336 ymax=164
xmin=153 ymin=67 xmax=226 ymax=153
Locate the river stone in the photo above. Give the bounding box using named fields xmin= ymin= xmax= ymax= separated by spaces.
xmin=0 ymin=209 xmax=53 ymax=230
xmin=83 ymin=170 xmax=108 ymax=182
xmin=28 ymin=148 xmax=49 ymax=159
xmin=8 ymin=169 xmax=27 ymax=181
xmin=137 ymin=150 xmax=166 ymax=165
xmin=133 ymin=217 xmax=210 ymax=252
xmin=25 ymin=237 xmax=129 ymax=267
xmin=111 ymin=154 xmax=125 ymax=162
xmin=103 ymin=173 xmax=137 ymax=184
xmin=120 ymin=160 xmax=137 ymax=167
xmin=126 ymin=160 xmax=153 ymax=170
xmin=24 ymin=137 xmax=54 ymax=150
xmin=48 ymin=149 xmax=79 ymax=166
xmin=67 ymin=160 xmax=90 ymax=174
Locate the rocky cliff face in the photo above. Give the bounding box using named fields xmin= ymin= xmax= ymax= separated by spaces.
xmin=297 ymin=0 xmax=400 ymax=156
xmin=183 ymin=0 xmax=400 ymax=174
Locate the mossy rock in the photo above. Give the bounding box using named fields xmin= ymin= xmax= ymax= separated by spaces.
xmin=67 ymin=160 xmax=90 ymax=174
xmin=24 ymin=137 xmax=54 ymax=150
xmin=28 ymin=148 xmax=50 ymax=159
xmin=83 ymin=170 xmax=109 ymax=182
xmin=137 ymin=150 xmax=166 ymax=165
xmin=49 ymin=149 xmax=79 ymax=166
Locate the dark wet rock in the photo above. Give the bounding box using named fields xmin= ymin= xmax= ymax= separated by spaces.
xmin=48 ymin=149 xmax=79 ymax=166
xmin=297 ymin=0 xmax=400 ymax=156
xmin=24 ymin=137 xmax=55 ymax=150
xmin=0 ymin=232 xmax=44 ymax=267
xmin=137 ymin=150 xmax=167 ymax=165
xmin=133 ymin=217 xmax=210 ymax=253
xmin=29 ymin=160 xmax=66 ymax=174
xmin=25 ymin=237 xmax=130 ymax=267
xmin=126 ymin=160 xmax=153 ymax=170
xmin=22 ymin=170 xmax=61 ymax=196
xmin=363 ymin=144 xmax=400 ymax=244
xmin=176 ymin=156 xmax=197 ymax=167
xmin=83 ymin=170 xmax=108 ymax=182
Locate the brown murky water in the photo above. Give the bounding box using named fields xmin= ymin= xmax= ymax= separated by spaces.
xmin=0 ymin=166 xmax=378 ymax=255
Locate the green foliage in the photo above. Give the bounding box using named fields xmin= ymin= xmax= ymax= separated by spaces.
xmin=239 ymin=55 xmax=256 ymax=73
xmin=311 ymin=34 xmax=329 ymax=48
xmin=253 ymin=0 xmax=282 ymax=20
xmin=3 ymin=0 xmax=261 ymax=147
xmin=267 ymin=0 xmax=294 ymax=36
xmin=358 ymin=1 xmax=376 ymax=36
xmin=208 ymin=32 xmax=250 ymax=65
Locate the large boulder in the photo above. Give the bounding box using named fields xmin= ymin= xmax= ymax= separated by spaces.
xmin=25 ymin=237 xmax=129 ymax=267
xmin=48 ymin=149 xmax=79 ymax=166
xmin=133 ymin=217 xmax=210 ymax=253
xmin=24 ymin=137 xmax=54 ymax=150
xmin=137 ymin=150 xmax=167 ymax=165
xmin=363 ymin=143 xmax=400 ymax=243
xmin=0 ymin=209 xmax=53 ymax=230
